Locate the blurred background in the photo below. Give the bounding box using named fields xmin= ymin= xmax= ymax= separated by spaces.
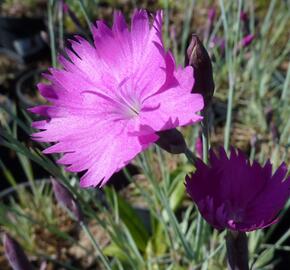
xmin=0 ymin=0 xmax=289 ymax=269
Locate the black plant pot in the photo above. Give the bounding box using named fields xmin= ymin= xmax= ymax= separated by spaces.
xmin=0 ymin=16 xmax=47 ymax=63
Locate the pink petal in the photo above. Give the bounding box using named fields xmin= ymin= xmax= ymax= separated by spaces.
xmin=139 ymin=66 xmax=203 ymax=131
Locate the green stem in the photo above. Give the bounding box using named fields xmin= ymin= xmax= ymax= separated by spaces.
xmin=184 ymin=148 xmax=197 ymax=164
xmin=201 ymin=110 xmax=209 ymax=164
xmin=58 ymin=0 xmax=64 ymax=50
xmin=194 ymin=109 xmax=210 ymax=261
xmin=77 ymin=0 xmax=91 ymax=30
xmin=48 ymin=0 xmax=57 ymax=67
xmin=281 ymin=61 xmax=290 ymax=100
xmin=224 ymin=74 xmax=234 ymax=152
xmin=81 ymin=222 xmax=112 ymax=270
xmin=226 ymin=231 xmax=249 ymax=270
xmin=219 ymin=0 xmax=236 ymax=153
xmin=252 ymin=228 xmax=290 ymax=269
xmin=138 ymin=153 xmax=194 ymax=260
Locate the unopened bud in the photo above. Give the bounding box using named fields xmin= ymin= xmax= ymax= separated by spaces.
xmin=240 ymin=11 xmax=250 ymax=35
xmin=240 ymin=11 xmax=248 ymax=23
xmin=185 ymin=34 xmax=215 ymax=107
xmin=204 ymin=7 xmax=216 ymax=43
xmin=234 ymin=34 xmax=254 ymax=55
xmin=61 ymin=0 xmax=69 ymax=13
xmin=195 ymin=135 xmax=203 ymax=159
xmin=209 ymin=36 xmax=225 ymax=55
xmin=208 ymin=8 xmax=216 ymax=23
xmin=62 ymin=1 xmax=85 ymax=33
xmin=265 ymin=106 xmax=273 ymax=126
xmin=270 ymin=122 xmax=280 ymax=143
xmin=250 ymin=134 xmax=258 ymax=149
xmin=3 ymin=233 xmax=34 ymax=270
xmin=241 ymin=34 xmax=254 ymax=48
xmin=156 ymin=129 xmax=187 ymax=154
xmin=52 ymin=178 xmax=83 ymax=222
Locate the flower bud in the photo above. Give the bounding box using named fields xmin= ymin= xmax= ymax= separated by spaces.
xmin=62 ymin=0 xmax=85 ymax=33
xmin=240 ymin=11 xmax=248 ymax=22
xmin=234 ymin=34 xmax=255 ymax=54
xmin=250 ymin=134 xmax=258 ymax=149
xmin=208 ymin=8 xmax=216 ymax=23
xmin=51 ymin=178 xmax=83 ymax=222
xmin=270 ymin=122 xmax=280 ymax=143
xmin=265 ymin=106 xmax=273 ymax=126
xmin=185 ymin=34 xmax=215 ymax=107
xmin=264 ymin=106 xmax=279 ymax=143
xmin=204 ymin=7 xmax=216 ymax=43
xmin=209 ymin=36 xmax=225 ymax=54
xmin=3 ymin=233 xmax=34 ymax=270
xmin=240 ymin=11 xmax=250 ymax=35
xmin=195 ymin=135 xmax=203 ymax=159
xmin=156 ymin=129 xmax=187 ymax=154
xmin=61 ymin=0 xmax=69 ymax=13
xmin=241 ymin=34 xmax=254 ymax=48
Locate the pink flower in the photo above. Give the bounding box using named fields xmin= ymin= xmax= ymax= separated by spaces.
xmin=30 ymin=10 xmax=204 ymax=188
xmin=185 ymin=147 xmax=290 ymax=232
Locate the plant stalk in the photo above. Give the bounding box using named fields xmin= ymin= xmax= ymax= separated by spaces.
xmin=226 ymin=231 xmax=249 ymax=270
xmin=194 ymin=109 xmax=209 ymax=261
xmin=48 ymin=0 xmax=57 ymax=67
xmin=80 ymin=222 xmax=112 ymax=270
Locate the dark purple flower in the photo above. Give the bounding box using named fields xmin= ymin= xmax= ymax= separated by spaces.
xmin=185 ymin=147 xmax=290 ymax=232
xmin=3 ymin=233 xmax=34 ymax=270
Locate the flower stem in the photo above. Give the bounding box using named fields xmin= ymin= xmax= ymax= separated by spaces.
xmin=77 ymin=0 xmax=91 ymax=30
xmin=184 ymin=148 xmax=197 ymax=164
xmin=201 ymin=109 xmax=209 ymax=164
xmin=226 ymin=231 xmax=249 ymax=270
xmin=48 ymin=0 xmax=57 ymax=67
xmin=80 ymin=222 xmax=112 ymax=270
xmin=194 ymin=109 xmax=210 ymax=261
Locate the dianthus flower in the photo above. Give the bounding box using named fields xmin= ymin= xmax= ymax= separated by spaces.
xmin=186 ymin=147 xmax=290 ymax=232
xmin=30 ymin=10 xmax=204 ymax=187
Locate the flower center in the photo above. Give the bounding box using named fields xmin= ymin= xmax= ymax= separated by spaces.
xmin=127 ymin=100 xmax=141 ymax=117
xmin=227 ymin=204 xmax=245 ymax=225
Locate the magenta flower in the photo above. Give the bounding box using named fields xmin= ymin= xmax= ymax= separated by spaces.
xmin=240 ymin=34 xmax=254 ymax=48
xmin=30 ymin=10 xmax=204 ymax=188
xmin=185 ymin=147 xmax=290 ymax=232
